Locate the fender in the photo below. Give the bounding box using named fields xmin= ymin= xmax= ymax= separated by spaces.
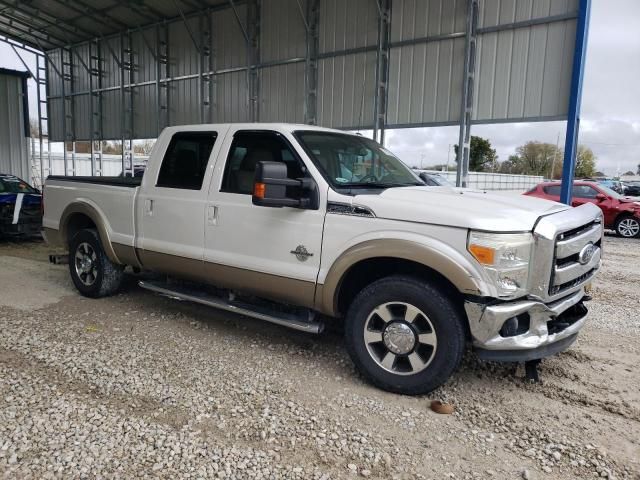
xmin=316 ymin=237 xmax=490 ymax=316
xmin=59 ymin=201 xmax=122 ymax=264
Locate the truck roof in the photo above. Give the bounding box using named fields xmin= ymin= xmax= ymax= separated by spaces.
xmin=161 ymin=123 xmax=355 ymax=135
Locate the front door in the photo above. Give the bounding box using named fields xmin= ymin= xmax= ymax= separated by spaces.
xmin=137 ymin=130 xmax=224 ymax=279
xmin=204 ymin=129 xmax=326 ymax=307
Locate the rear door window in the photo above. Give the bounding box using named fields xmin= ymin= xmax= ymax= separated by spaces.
xmin=572 ymin=185 xmax=598 ymax=199
xmin=543 ymin=185 xmax=561 ymax=196
xmin=156 ymin=132 xmax=217 ymax=190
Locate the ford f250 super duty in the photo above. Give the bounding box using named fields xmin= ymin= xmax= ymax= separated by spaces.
xmin=43 ymin=124 xmax=603 ymax=394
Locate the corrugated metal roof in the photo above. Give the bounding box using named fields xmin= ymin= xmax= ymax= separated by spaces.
xmin=0 ymin=0 xmax=231 ymax=51
xmin=5 ymin=0 xmax=580 ymax=142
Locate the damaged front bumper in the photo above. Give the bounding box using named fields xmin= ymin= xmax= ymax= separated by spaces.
xmin=464 ymin=289 xmax=588 ymax=362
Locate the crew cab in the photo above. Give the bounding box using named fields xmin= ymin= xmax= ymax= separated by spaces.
xmin=43 ymin=124 xmax=603 ymax=394
xmin=525 ymin=180 xmax=640 ymax=238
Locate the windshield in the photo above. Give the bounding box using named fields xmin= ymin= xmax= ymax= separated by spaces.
xmin=294 ymin=131 xmax=423 ymax=189
xmin=0 ymin=176 xmax=37 ymax=194
xmin=598 ymin=185 xmax=623 ymax=199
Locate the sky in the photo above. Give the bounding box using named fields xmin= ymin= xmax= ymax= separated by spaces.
xmin=1 ymin=0 xmax=638 ymax=176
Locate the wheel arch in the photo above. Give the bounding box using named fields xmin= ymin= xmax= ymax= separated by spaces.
xmin=60 ymin=202 xmax=121 ymax=264
xmin=316 ymin=238 xmax=486 ymax=318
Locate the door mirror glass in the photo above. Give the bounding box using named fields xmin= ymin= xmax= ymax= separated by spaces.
xmin=252 ymin=161 xmax=316 ymax=208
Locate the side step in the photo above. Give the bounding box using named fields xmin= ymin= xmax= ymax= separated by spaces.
xmin=138 ymin=280 xmax=324 ymax=334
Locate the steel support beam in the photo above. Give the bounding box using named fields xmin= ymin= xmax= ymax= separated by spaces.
xmin=156 ymin=23 xmax=170 ymax=133
xmin=120 ymin=32 xmax=134 ymax=176
xmin=303 ymin=0 xmax=319 ymax=125
xmin=372 ymin=0 xmax=391 ymax=144
xmin=455 ymin=0 xmax=479 ymax=188
xmin=246 ymin=0 xmax=259 ymax=122
xmin=200 ymin=13 xmax=213 ymax=123
xmin=560 ymin=0 xmax=591 ymax=205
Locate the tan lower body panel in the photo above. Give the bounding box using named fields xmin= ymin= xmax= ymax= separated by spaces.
xmin=112 ymin=243 xmax=142 ymax=268
xmin=137 ymin=249 xmax=317 ymax=309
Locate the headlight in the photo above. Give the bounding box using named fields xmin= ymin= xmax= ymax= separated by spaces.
xmin=467 ymin=231 xmax=533 ymax=299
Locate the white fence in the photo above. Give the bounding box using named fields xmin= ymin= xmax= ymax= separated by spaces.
xmin=418 ymin=170 xmax=543 ymax=192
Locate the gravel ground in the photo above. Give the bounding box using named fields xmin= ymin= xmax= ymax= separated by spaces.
xmin=0 ymin=234 xmax=638 ymax=479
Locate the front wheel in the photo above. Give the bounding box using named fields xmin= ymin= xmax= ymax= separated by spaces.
xmin=344 ymin=276 xmax=465 ymax=395
xmin=615 ymin=215 xmax=640 ymax=238
xmin=69 ymin=228 xmax=124 ymax=298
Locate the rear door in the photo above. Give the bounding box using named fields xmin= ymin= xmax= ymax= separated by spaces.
xmin=136 ymin=129 xmax=226 ymax=278
xmin=203 ymin=128 xmax=326 ymax=307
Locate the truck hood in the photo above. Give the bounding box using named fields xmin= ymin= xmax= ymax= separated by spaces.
xmin=350 ymin=186 xmax=570 ymax=231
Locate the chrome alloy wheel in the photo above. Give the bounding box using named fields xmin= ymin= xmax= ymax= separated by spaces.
xmin=363 ymin=302 xmax=437 ymax=375
xmin=74 ymin=242 xmax=98 ymax=286
xmin=618 ymin=218 xmax=640 ymax=237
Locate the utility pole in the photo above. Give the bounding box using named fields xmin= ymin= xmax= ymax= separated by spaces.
xmin=550 ymin=132 xmax=560 ymax=179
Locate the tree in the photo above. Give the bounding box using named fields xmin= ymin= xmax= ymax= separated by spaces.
xmin=574 ymin=145 xmax=597 ymax=178
xmin=454 ymin=136 xmax=498 ymax=172
xmin=134 ymin=139 xmax=156 ymax=155
xmin=504 ymin=141 xmax=562 ymax=178
xmin=637 ymin=164 xmax=640 ymax=175
xmin=623 ymin=171 xmax=635 ymax=176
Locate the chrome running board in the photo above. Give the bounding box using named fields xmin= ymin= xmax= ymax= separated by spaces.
xmin=138 ymin=280 xmax=323 ymax=334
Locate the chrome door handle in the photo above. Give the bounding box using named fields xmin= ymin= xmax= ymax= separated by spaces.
xmin=207 ymin=205 xmax=218 ymax=226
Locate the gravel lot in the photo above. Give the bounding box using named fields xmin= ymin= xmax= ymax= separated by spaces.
xmin=0 ymin=234 xmax=638 ymax=479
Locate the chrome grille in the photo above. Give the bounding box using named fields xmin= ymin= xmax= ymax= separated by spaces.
xmin=549 ymin=220 xmax=602 ymax=296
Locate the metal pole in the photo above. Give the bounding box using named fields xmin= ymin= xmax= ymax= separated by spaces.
xmin=455 ymin=0 xmax=478 ymax=187
xmin=247 ymin=0 xmax=260 ymax=122
xmin=303 ymin=0 xmax=319 ymax=125
xmin=373 ymin=0 xmax=391 ymax=143
xmin=559 ymin=0 xmax=591 ymax=205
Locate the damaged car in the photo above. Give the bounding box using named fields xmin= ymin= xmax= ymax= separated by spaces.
xmin=0 ymin=174 xmax=42 ymax=237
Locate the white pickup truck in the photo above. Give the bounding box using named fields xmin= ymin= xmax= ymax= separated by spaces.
xmin=43 ymin=124 xmax=603 ymax=394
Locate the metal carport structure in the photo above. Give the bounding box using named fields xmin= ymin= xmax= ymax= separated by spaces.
xmin=0 ymin=0 xmax=590 ymax=202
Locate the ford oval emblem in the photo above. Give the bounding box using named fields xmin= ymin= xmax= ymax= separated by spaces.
xmin=578 ymin=243 xmax=596 ymax=265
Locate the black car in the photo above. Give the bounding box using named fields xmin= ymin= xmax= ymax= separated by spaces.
xmin=418 ymin=172 xmax=454 ymax=186
xmin=623 ymin=181 xmax=640 ymax=197
xmin=0 ymin=174 xmax=42 ymax=237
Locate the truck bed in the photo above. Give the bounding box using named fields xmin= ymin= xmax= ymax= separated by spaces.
xmin=47 ymin=176 xmax=142 ymax=188
xmin=43 ymin=176 xmax=139 ymax=248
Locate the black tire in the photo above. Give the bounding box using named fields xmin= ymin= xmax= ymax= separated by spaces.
xmin=68 ymin=228 xmax=124 ymax=298
xmin=344 ymin=275 xmax=465 ymax=395
xmin=614 ymin=215 xmax=640 ymax=238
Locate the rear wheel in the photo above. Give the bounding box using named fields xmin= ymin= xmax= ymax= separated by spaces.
xmin=69 ymin=228 xmax=124 ymax=298
xmin=344 ymin=275 xmax=465 ymax=395
xmin=615 ymin=215 xmax=640 ymax=238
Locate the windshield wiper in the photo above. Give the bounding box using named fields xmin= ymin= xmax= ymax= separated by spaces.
xmin=338 ymin=182 xmax=422 ymax=188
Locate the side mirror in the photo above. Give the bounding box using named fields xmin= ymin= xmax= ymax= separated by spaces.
xmin=252 ymin=161 xmax=317 ymax=209
xmin=595 ymin=193 xmax=606 ymax=202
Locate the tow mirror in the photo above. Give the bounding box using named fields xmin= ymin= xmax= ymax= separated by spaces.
xmin=596 ymin=193 xmax=606 ymax=202
xmin=252 ymin=161 xmax=317 ymax=209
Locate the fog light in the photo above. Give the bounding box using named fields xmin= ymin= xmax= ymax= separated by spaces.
xmin=499 ymin=313 xmax=530 ymax=337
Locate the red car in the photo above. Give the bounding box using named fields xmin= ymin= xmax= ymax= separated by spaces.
xmin=525 ymin=181 xmax=640 ymax=238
